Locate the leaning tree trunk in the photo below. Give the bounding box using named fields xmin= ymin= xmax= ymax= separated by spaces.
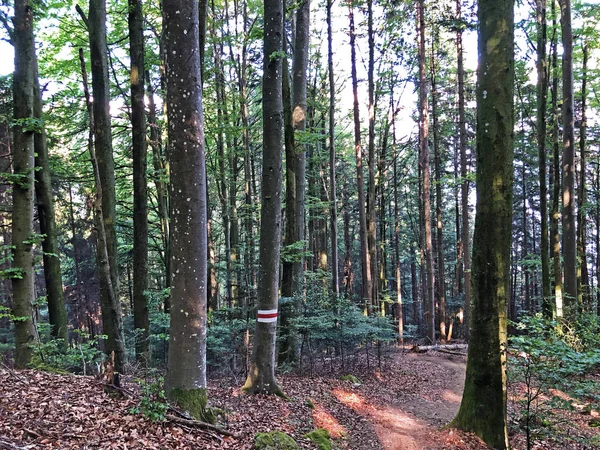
xmin=450 ymin=0 xmax=514 ymax=446
xmin=559 ymin=0 xmax=576 ymax=310
xmin=11 ymin=0 xmax=37 ymax=369
xmin=162 ymin=0 xmax=212 ymax=420
xmin=33 ymin=51 xmax=68 ymax=345
xmin=242 ymin=0 xmax=283 ymax=395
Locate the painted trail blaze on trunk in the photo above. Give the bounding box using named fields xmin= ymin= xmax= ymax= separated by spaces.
xmin=450 ymin=0 xmax=514 ymax=447
xmin=242 ymin=0 xmax=284 ymax=396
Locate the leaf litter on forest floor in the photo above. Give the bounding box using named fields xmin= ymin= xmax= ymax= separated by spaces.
xmin=2 ymin=350 xmax=594 ymax=449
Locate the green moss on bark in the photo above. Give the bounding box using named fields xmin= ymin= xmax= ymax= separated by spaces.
xmin=167 ymin=388 xmax=216 ymax=424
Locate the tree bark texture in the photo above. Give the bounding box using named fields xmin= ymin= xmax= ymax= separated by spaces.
xmin=243 ymin=0 xmax=283 ymax=394
xmin=128 ymin=0 xmax=149 ymax=365
xmin=11 ymin=0 xmax=37 ymax=368
xmin=451 ymin=0 xmax=514 ymax=446
xmin=417 ymin=0 xmax=435 ymax=343
xmin=163 ymin=0 xmax=210 ymax=418
xmin=559 ymin=0 xmax=576 ymax=309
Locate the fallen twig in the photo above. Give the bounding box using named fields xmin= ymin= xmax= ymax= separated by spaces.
xmin=0 ymin=440 xmax=34 ymax=450
xmin=166 ymin=414 xmax=240 ymax=438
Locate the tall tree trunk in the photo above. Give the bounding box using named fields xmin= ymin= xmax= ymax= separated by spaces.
xmin=349 ymin=0 xmax=371 ymax=313
xmin=80 ymin=0 xmax=124 ymax=371
xmin=559 ymin=0 xmax=576 ymax=310
xmin=577 ymin=43 xmax=589 ymax=309
xmin=431 ymin=33 xmax=446 ymax=341
xmin=550 ymin=5 xmax=562 ymax=317
xmin=33 ymin=51 xmax=68 ymax=345
xmin=128 ymin=0 xmax=149 ymax=364
xmin=292 ymin=0 xmax=309 ymax=295
xmin=367 ymin=0 xmax=378 ymax=312
xmin=78 ymin=48 xmax=126 ymax=380
xmin=327 ymin=0 xmax=339 ymax=296
xmin=536 ymin=0 xmax=551 ymax=317
xmin=451 ymin=0 xmax=513 ymax=445
xmin=162 ymin=0 xmax=211 ymax=420
xmin=417 ymin=0 xmax=435 ymax=342
xmin=242 ymin=0 xmax=283 ymax=394
xmin=11 ymin=0 xmax=37 ymax=368
xmin=456 ymin=0 xmax=470 ymax=340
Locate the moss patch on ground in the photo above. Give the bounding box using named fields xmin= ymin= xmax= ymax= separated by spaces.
xmin=304 ymin=428 xmax=332 ymax=450
xmin=254 ymin=431 xmax=299 ymax=450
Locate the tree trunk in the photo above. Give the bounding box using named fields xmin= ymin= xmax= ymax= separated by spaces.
xmin=536 ymin=0 xmax=551 ymax=318
xmin=33 ymin=50 xmax=68 ymax=345
xmin=367 ymin=0 xmax=378 ymax=312
xmin=450 ymin=0 xmax=513 ymax=445
xmin=431 ymin=32 xmax=446 ymax=341
xmin=78 ymin=48 xmax=126 ymax=380
xmin=550 ymin=5 xmax=562 ymax=318
xmin=243 ymin=0 xmax=283 ymax=394
xmin=327 ymin=0 xmax=339 ymax=296
xmin=11 ymin=0 xmax=37 ymax=368
xmin=559 ymin=0 xmax=576 ymax=310
xmin=349 ymin=0 xmax=371 ymax=313
xmin=577 ymin=44 xmax=589 ymax=310
xmin=128 ymin=0 xmax=149 ymax=365
xmin=417 ymin=0 xmax=435 ymax=343
xmin=456 ymin=0 xmax=470 ymax=340
xmin=162 ymin=0 xmax=211 ymax=420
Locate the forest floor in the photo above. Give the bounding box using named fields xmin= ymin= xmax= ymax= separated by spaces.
xmin=0 ymin=349 xmax=598 ymax=449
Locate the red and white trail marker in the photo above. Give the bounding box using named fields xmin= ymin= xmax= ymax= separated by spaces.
xmin=257 ymin=309 xmax=278 ymax=323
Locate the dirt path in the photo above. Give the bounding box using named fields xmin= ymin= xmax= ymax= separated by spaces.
xmin=347 ymin=352 xmax=473 ymax=450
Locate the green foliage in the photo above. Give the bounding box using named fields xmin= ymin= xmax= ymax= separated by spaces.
xmin=129 ymin=376 xmax=169 ymax=423
xmin=509 ymin=314 xmax=600 ymax=447
xmin=0 ymin=267 xmax=24 ymax=280
xmin=207 ymin=307 xmax=249 ymax=373
xmin=30 ymin=328 xmax=105 ymax=375
xmin=280 ymin=240 xmax=311 ymax=263
xmin=12 ymin=116 xmax=44 ymax=133
xmin=254 ymin=431 xmax=299 ymax=450
xmin=268 ymin=50 xmax=287 ymax=62
xmin=304 ymin=428 xmax=332 ymax=450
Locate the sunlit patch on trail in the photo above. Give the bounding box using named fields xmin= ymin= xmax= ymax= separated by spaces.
xmin=441 ymin=389 xmax=462 ymax=403
xmin=311 ymin=401 xmax=347 ymax=438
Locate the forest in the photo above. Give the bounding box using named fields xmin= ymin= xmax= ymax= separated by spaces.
xmin=0 ymin=0 xmax=599 ymax=447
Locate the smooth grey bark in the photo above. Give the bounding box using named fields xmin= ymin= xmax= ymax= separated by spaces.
xmin=451 ymin=0 xmax=514 ymax=445
xmin=242 ymin=0 xmax=283 ymax=394
xmin=11 ymin=0 xmax=37 ymax=369
xmin=162 ymin=0 xmax=210 ymax=417
xmin=33 ymin=51 xmax=68 ymax=345
xmin=128 ymin=0 xmax=149 ymax=364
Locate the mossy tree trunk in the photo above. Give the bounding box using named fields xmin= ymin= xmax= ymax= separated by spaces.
xmin=450 ymin=0 xmax=514 ymax=446
xmin=242 ymin=0 xmax=283 ymax=395
xmin=162 ymin=0 xmax=210 ymax=419
xmin=11 ymin=0 xmax=37 ymax=369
